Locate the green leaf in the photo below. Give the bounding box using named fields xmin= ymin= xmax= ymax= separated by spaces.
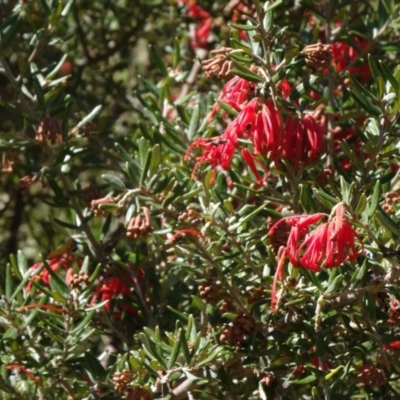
xmin=150 ymin=144 xmax=161 ymax=176
xmin=140 ymin=333 xmax=168 ymax=368
xmin=313 ymin=189 xmax=339 ymax=209
xmin=102 ymin=174 xmax=126 ymax=190
xmin=53 ymin=218 xmax=80 ymax=230
xmin=266 ymin=0 xmax=283 ymax=11
xmin=187 ymin=105 xmax=200 ymax=140
xmin=61 ymin=0 xmax=75 ymax=16
xmin=347 ymin=73 xmax=377 ymax=102
xmin=42 ymin=258 xmax=69 ymax=298
xmin=354 ymin=193 xmax=367 ymax=216
xmin=139 ymin=149 xmax=152 ymax=187
xmin=17 ymin=250 xmax=28 ymax=277
xmin=173 ymin=37 xmax=181 ymax=69
xmin=5 ymin=263 xmax=12 ymax=299
xmin=230 ymin=62 xmax=264 ymax=83
xmin=77 ymin=105 xmax=102 ymax=128
xmin=349 ymin=258 xmax=368 ymax=287
xmin=149 ymin=44 xmax=168 ymax=77
xmin=325 ymin=274 xmax=343 ymax=295
xmin=229 ymin=22 xmax=257 ymax=31
xmin=196 ymin=346 xmax=223 ymax=368
xmin=71 ymin=310 xmax=96 ymax=335
xmin=216 ymin=100 xmax=239 ymax=117
xmin=138 ymin=137 xmax=148 ymax=167
xmin=168 ymin=328 xmax=182 ymax=369
xmin=374 ymin=208 xmax=400 ymax=237
xmin=349 ymin=89 xmax=381 ymax=117
xmin=0 ymin=7 xmax=22 ymax=50
xmin=9 ymin=254 xmax=21 ymax=280
xmin=367 ymin=180 xmax=380 ymax=217
xmin=368 ymin=54 xmax=380 ymax=82
xmin=289 ymin=75 xmax=318 ymax=101
xmin=379 ymin=60 xmax=400 ymax=92
xmin=291 ymin=374 xmax=317 ymax=385
xmin=84 ymin=351 xmax=106 ymax=382
xmin=45 ymin=54 xmax=68 ymax=80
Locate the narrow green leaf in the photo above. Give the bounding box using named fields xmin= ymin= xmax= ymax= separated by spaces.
xmin=347 ymin=73 xmax=377 ymax=102
xmin=289 ymin=75 xmax=318 ymax=101
xmin=313 ymin=189 xmax=339 ymax=209
xmin=168 ymin=328 xmax=182 ymax=369
xmin=350 ymin=258 xmax=368 ymax=286
xmin=379 ymin=60 xmax=399 ymax=92
xmin=230 ymin=66 xmax=263 ymax=83
xmin=9 ymin=254 xmax=21 ymax=280
xmin=229 ymin=22 xmax=257 ymax=31
xmin=349 ymin=90 xmax=381 ymax=116
xmin=374 ymin=208 xmax=400 ymax=237
xmin=139 ymin=149 xmax=152 ymax=187
xmin=61 ymin=0 xmax=75 ymax=16
xmin=140 ymin=333 xmax=168 ymax=368
xmin=5 ymin=263 xmax=12 ymax=299
xmin=173 ymin=37 xmax=181 ymax=69
xmin=84 ymin=352 xmax=106 ymax=382
xmin=367 ymin=180 xmax=381 ymax=217
xmin=71 ymin=310 xmax=96 ymax=335
xmin=53 ymin=218 xmax=80 ymax=230
xmin=187 ymin=105 xmax=200 ymax=140
xmin=102 ymin=174 xmax=126 ymax=190
xmin=325 ymin=274 xmax=343 ymax=294
xmin=45 ymin=54 xmax=68 ymax=80
xmin=42 ymin=257 xmax=69 ymax=298
xmin=17 ymin=250 xmax=28 ymax=277
xmin=266 ymin=0 xmax=283 ymax=11
xmin=150 ymin=144 xmax=161 ymax=176
xmin=196 ymin=346 xmax=223 ymax=368
xmin=368 ymin=54 xmax=380 ymax=82
xmin=354 ymin=193 xmax=367 ymax=216
xmin=149 ymin=45 xmax=168 ymax=77
xmin=138 ymin=137 xmax=148 ymax=167
xmin=216 ymin=100 xmax=239 ymax=117
xmin=88 ymin=263 xmax=102 ymax=284
xmin=291 ymin=374 xmax=317 ymax=385
xmin=77 ymin=105 xmax=102 ymax=128
xmin=126 ymin=162 xmax=140 ymax=187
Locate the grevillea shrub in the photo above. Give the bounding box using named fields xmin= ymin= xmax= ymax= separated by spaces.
xmin=2 ymin=0 xmax=400 ymax=399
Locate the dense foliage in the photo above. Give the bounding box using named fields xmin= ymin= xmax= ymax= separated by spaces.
xmin=1 ymin=0 xmax=400 ymax=399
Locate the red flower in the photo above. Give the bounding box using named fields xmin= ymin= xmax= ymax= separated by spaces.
xmin=177 ymin=0 xmax=213 ymax=50
xmin=384 ymin=341 xmax=400 ymax=351
xmin=185 ymin=122 xmax=238 ymax=183
xmin=241 ymin=148 xmax=268 ymax=186
xmin=188 ymin=97 xmax=283 ymax=182
xmin=210 ymin=76 xmax=257 ymax=119
xmin=268 ymin=204 xmax=363 ymax=311
xmin=26 ymin=255 xmax=77 ymax=292
xmin=281 ymin=112 xmax=325 ymax=171
xmin=90 ymin=266 xmax=144 ymax=316
xmin=332 ymin=38 xmax=371 ymax=82
xmin=295 ymin=204 xmax=363 ymax=271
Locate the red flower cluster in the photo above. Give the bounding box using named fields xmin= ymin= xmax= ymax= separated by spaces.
xmin=331 ymin=38 xmax=371 ymax=82
xmin=187 ymin=86 xmax=325 ymax=183
xmin=281 ymin=114 xmax=325 ymax=171
xmin=210 ymin=76 xmax=257 ymax=119
xmin=268 ymin=203 xmax=363 ymax=311
xmin=26 ymin=239 xmax=79 ymax=292
xmin=89 ymin=266 xmax=145 ymax=317
xmin=178 ymin=0 xmax=212 ymax=50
